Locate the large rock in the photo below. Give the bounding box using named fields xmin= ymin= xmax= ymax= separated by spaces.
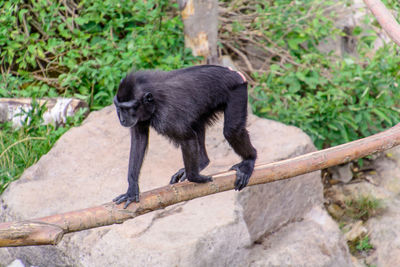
xmin=248 ymin=206 xmax=352 ymax=267
xmin=0 ymin=106 xmax=350 ymax=266
xmin=365 ymin=148 xmax=400 ymax=267
xmin=325 ymin=147 xmax=400 ymax=267
xmin=366 ymin=201 xmax=400 ymax=267
xmin=317 ymin=0 xmax=391 ymax=57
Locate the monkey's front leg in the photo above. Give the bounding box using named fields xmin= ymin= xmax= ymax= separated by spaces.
xmin=114 ymin=123 xmax=149 ymax=208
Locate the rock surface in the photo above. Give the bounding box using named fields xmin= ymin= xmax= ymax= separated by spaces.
xmin=326 ymin=147 xmax=400 ymax=267
xmin=365 ymin=149 xmax=400 ymax=267
xmin=248 ymin=206 xmax=352 ymax=267
xmin=0 ymin=106 xmax=351 ymax=266
xmin=317 ymin=0 xmax=391 ymax=57
xmin=330 ymin=163 xmax=354 ymax=184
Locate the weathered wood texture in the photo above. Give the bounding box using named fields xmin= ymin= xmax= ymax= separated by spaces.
xmin=0 ymin=98 xmax=87 ymax=126
xmin=178 ymin=0 xmax=219 ymax=64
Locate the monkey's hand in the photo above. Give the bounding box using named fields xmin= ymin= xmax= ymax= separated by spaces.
xmin=230 ymin=159 xmax=255 ymax=191
xmin=113 ymin=187 xmax=140 ymax=208
xmin=170 ymin=168 xmax=187 ymax=184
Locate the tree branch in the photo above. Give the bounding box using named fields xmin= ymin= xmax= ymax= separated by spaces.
xmin=363 ymin=0 xmax=400 ymax=46
xmin=1 ymin=123 xmax=400 ymax=247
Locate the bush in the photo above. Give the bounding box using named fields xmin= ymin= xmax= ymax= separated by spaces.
xmin=0 ymin=0 xmax=198 ymax=109
xmin=220 ymin=0 xmax=400 ymax=149
xmin=0 ymin=0 xmax=198 ymax=191
xmin=0 ymin=102 xmax=87 ymax=193
xmin=252 ymin=46 xmax=400 ymax=148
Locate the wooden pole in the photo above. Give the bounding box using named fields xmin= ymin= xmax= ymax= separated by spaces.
xmin=1 ymin=123 xmax=400 ymax=247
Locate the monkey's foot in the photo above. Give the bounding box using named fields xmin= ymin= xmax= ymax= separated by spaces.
xmin=187 ymin=174 xmax=212 ymax=183
xmin=170 ymin=168 xmax=187 ymax=184
xmin=230 ymin=160 xmax=255 ymax=191
xmin=113 ymin=192 xmax=140 ymax=209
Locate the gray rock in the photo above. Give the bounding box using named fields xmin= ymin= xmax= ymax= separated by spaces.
xmin=343 ymin=220 xmax=367 ymax=242
xmin=317 ymin=0 xmax=391 ymax=57
xmin=366 ymin=201 xmax=400 ymax=267
xmin=325 ymin=146 xmax=400 ymax=267
xmin=248 ymin=206 xmax=352 ymax=267
xmin=330 ymin=163 xmax=354 ymax=183
xmin=0 ymin=105 xmax=350 ymax=266
xmin=364 ymin=148 xmax=400 ymax=267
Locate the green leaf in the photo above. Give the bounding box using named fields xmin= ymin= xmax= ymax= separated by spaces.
xmin=372 ymin=108 xmax=392 ymax=124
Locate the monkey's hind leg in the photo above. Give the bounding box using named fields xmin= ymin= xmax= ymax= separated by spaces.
xmin=223 ymin=85 xmax=257 ymax=191
xmin=171 ymin=138 xmax=212 ymax=184
xmin=170 ymin=126 xmax=210 ymax=184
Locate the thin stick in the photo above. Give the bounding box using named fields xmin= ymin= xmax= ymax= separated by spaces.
xmin=224 ymin=42 xmax=255 ymax=73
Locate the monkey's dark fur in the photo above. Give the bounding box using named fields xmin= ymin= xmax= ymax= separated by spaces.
xmin=113 ymin=65 xmax=257 ymax=208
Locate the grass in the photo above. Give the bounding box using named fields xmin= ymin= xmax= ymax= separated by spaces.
xmin=348 ymin=235 xmax=374 ymax=256
xmin=344 ymin=195 xmax=383 ymax=221
xmin=0 ymin=103 xmax=87 ymax=193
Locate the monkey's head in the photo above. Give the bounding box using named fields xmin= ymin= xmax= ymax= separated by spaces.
xmin=114 ymin=75 xmax=155 ymax=128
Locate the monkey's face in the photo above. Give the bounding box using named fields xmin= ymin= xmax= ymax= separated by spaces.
xmin=114 ymin=98 xmax=139 ymax=127
xmin=114 ymin=92 xmax=155 ymax=128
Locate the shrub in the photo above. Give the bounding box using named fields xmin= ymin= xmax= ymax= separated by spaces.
xmin=0 ymin=0 xmax=198 ymax=191
xmin=220 ymin=0 xmax=400 ymax=149
xmin=0 ymin=0 xmax=198 ymax=109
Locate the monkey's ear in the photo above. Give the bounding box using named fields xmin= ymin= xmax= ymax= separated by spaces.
xmin=143 ymin=92 xmax=154 ymax=104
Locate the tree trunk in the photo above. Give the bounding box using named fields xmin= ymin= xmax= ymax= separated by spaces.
xmin=178 ymin=0 xmax=219 ymax=64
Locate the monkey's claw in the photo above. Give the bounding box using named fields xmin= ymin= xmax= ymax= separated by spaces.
xmin=113 ymin=193 xmax=140 ymax=209
xmin=230 ymin=160 xmax=254 ymax=191
xmin=170 ymin=168 xmax=187 ymax=184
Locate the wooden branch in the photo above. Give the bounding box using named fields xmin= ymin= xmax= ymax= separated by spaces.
xmin=1 ymin=123 xmax=400 ymax=247
xmin=0 ymin=98 xmax=88 ymax=127
xmin=363 ymin=0 xmax=400 ymax=46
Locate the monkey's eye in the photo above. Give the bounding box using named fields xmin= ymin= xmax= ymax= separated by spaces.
xmin=143 ymin=92 xmax=154 ymax=104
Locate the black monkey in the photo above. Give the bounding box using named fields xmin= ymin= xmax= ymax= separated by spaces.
xmin=113 ymin=65 xmax=257 ymax=208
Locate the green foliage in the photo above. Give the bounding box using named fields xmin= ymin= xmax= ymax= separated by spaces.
xmin=382 ymin=0 xmax=400 ymax=10
xmin=0 ymin=102 xmax=87 ymax=193
xmin=348 ymin=235 xmax=374 ymax=255
xmin=0 ymin=0 xmax=198 ymax=109
xmin=344 ymin=195 xmax=383 ymax=221
xmin=0 ymin=0 xmax=197 ymax=191
xmin=355 ymin=236 xmax=374 ymax=252
xmin=249 ymin=0 xmax=400 ymax=148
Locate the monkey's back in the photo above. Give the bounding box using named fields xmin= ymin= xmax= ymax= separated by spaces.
xmin=136 ymin=65 xmax=247 ymax=140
